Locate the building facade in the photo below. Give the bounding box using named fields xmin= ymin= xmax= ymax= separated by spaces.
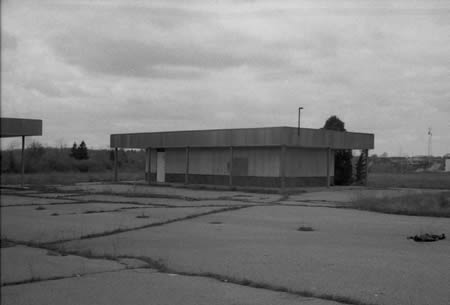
xmin=111 ymin=127 xmax=374 ymax=188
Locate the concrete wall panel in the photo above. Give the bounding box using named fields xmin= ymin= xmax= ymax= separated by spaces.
xmin=233 ymin=147 xmax=280 ymax=177
xmin=188 ymin=148 xmax=229 ymax=175
xmin=165 ymin=149 xmax=186 ymax=174
xmin=285 ymin=148 xmax=334 ymax=177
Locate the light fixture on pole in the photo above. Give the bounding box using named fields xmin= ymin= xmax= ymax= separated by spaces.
xmin=428 ymin=127 xmax=432 ymax=156
xmin=298 ymin=107 xmax=303 ymax=136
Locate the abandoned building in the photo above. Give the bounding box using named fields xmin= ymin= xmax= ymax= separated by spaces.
xmin=111 ymin=126 xmax=374 ymax=188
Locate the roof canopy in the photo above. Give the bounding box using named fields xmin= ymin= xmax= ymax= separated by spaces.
xmin=0 ymin=118 xmax=43 ymax=138
xmin=111 ymin=127 xmax=374 ymax=150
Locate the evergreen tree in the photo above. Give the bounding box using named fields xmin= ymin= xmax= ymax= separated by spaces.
xmin=70 ymin=142 xmax=78 ymax=159
xmin=77 ymin=141 xmax=89 ymax=160
xmin=323 ymin=115 xmax=346 ymax=131
xmin=323 ymin=115 xmax=353 ymax=185
xmin=69 ymin=141 xmax=89 ymax=160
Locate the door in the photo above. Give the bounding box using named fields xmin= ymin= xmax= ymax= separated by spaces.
xmin=156 ymin=151 xmax=165 ymax=183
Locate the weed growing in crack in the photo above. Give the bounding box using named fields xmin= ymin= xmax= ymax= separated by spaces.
xmin=83 ymin=210 xmax=98 ymax=214
xmin=0 ymin=238 xmax=16 ymax=248
xmin=136 ymin=212 xmax=150 ymax=219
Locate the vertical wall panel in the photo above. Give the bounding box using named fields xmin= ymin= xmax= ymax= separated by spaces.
xmin=233 ymin=147 xmax=280 ymax=177
xmin=189 ymin=148 xmax=229 ymax=175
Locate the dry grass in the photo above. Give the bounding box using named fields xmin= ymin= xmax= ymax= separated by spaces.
xmin=368 ymin=172 xmax=450 ymax=189
xmin=0 ymin=171 xmax=143 ymax=186
xmin=351 ymin=192 xmax=450 ymax=217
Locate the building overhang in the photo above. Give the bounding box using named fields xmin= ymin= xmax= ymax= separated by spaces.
xmin=111 ymin=127 xmax=374 ymax=150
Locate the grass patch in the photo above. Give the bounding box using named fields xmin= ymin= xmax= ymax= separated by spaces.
xmin=35 ymin=206 xmax=46 ymax=210
xmin=50 ymin=212 xmax=59 ymax=216
xmin=351 ymin=192 xmax=450 ymax=217
xmin=368 ymin=172 xmax=450 ymax=189
xmin=0 ymin=171 xmax=143 ymax=186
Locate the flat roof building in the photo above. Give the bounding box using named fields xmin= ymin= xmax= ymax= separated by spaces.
xmin=111 ymin=126 xmax=374 ymax=188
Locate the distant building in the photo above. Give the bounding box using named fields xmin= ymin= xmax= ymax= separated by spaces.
xmin=111 ymin=127 xmax=374 ymax=188
xmin=444 ymin=154 xmax=450 ymax=172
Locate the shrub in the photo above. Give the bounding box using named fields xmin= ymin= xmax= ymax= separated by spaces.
xmin=73 ymin=159 xmax=96 ymax=172
xmin=5 ymin=150 xmax=18 ymax=173
xmin=323 ymin=115 xmax=353 ymax=185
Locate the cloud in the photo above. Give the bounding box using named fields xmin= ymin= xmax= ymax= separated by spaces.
xmin=1 ymin=30 xmax=17 ymax=50
xmin=1 ymin=0 xmax=449 ymax=155
xmin=50 ymin=31 xmax=286 ymax=78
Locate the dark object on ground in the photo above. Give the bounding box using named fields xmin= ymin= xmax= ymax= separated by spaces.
xmin=297 ymin=226 xmax=314 ymax=232
xmin=407 ymin=233 xmax=446 ymax=242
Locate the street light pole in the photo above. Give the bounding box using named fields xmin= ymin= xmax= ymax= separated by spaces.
xmin=298 ymin=107 xmax=303 ymax=136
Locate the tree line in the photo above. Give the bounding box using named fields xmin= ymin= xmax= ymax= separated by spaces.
xmin=1 ymin=141 xmax=144 ymax=174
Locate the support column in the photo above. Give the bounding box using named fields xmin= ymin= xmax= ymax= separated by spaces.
xmin=229 ymin=146 xmax=233 ymax=187
xmin=185 ymin=147 xmax=190 ymax=184
xmin=326 ymin=147 xmax=331 ymax=188
xmin=113 ymin=147 xmax=118 ymax=182
xmin=280 ymin=145 xmax=286 ymax=192
xmin=21 ymin=136 xmax=25 ymax=188
xmin=145 ymin=148 xmax=151 ymax=184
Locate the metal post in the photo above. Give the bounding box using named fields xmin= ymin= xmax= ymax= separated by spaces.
xmin=280 ymin=145 xmax=286 ymax=192
xmin=364 ymin=149 xmax=369 ymax=186
xmin=229 ymin=146 xmax=233 ymax=187
xmin=326 ymin=147 xmax=331 ymax=188
xmin=145 ymin=148 xmax=149 ymax=181
xmin=114 ymin=148 xmax=118 ymax=182
xmin=185 ymin=147 xmax=190 ymax=184
xmin=21 ymin=136 xmax=25 ymax=188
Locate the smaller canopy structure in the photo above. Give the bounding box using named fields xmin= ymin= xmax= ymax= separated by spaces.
xmin=1 ymin=117 xmax=43 ymax=187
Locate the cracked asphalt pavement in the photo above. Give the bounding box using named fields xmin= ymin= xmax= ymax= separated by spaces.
xmin=1 ymin=184 xmax=449 ymax=305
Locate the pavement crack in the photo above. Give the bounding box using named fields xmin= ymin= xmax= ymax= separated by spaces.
xmin=92 ymin=254 xmax=378 ymax=305
xmin=1 ymin=267 xmax=143 ymax=287
xmin=38 ymin=205 xmax=250 ymax=245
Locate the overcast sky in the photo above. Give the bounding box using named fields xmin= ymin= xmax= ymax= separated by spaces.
xmin=1 ymin=0 xmax=449 ymax=156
